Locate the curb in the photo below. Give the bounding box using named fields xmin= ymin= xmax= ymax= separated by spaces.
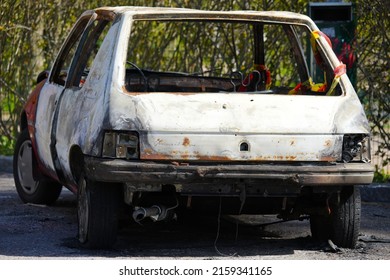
xmin=0 ymin=155 xmax=389 ymax=202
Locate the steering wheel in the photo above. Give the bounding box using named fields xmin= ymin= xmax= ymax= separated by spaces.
xmin=126 ymin=61 xmax=148 ymax=92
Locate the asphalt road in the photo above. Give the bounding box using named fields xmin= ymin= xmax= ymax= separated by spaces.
xmin=0 ymin=169 xmax=389 ymax=260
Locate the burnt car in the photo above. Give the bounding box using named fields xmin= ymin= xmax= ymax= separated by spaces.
xmin=13 ymin=7 xmax=373 ymax=249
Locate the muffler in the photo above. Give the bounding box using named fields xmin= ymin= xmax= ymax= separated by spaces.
xmin=132 ymin=205 xmax=171 ymax=222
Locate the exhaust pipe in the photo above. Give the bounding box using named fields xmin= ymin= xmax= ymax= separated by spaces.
xmin=132 ymin=205 xmax=170 ymax=222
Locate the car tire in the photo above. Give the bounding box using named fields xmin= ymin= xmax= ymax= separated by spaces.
xmin=310 ymin=186 xmax=361 ymax=248
xmin=13 ymin=128 xmax=62 ymax=205
xmin=78 ymin=176 xmax=121 ymax=249
xmin=329 ymin=186 xmax=361 ymax=248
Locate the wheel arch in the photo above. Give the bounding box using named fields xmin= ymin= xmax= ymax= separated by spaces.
xmin=20 ymin=111 xmax=28 ymax=132
xmin=69 ymin=145 xmax=85 ymax=185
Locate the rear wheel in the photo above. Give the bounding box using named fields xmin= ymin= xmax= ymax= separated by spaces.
xmin=13 ymin=128 xmax=62 ymax=205
xmin=78 ymin=176 xmax=121 ymax=249
xmin=310 ymin=186 xmax=361 ymax=248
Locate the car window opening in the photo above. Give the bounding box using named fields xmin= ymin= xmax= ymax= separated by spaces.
xmin=124 ymin=20 xmax=342 ymax=96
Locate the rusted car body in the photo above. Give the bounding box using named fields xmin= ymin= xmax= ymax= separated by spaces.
xmin=14 ymin=7 xmax=373 ymax=249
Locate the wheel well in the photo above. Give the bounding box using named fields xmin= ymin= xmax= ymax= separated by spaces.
xmin=20 ymin=111 xmax=28 ymax=132
xmin=69 ymin=145 xmax=84 ymax=183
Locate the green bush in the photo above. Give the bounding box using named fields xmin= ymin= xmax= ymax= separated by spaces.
xmin=374 ymin=166 xmax=390 ymax=183
xmin=0 ymin=135 xmax=14 ymax=156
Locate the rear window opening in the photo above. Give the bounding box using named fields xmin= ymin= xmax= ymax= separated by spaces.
xmin=125 ymin=20 xmax=342 ymax=96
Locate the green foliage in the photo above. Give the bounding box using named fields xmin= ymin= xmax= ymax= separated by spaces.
xmin=353 ymin=0 xmax=389 ymax=168
xmin=374 ymin=166 xmax=390 ymax=183
xmin=128 ymin=21 xmax=255 ymax=75
xmin=0 ymin=135 xmax=14 ymax=156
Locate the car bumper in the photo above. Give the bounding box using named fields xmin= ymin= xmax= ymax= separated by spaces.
xmin=84 ymin=156 xmax=374 ymax=186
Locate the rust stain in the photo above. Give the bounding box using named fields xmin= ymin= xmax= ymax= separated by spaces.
xmin=143 ymin=148 xmax=153 ymax=155
xmin=191 ymin=151 xmax=231 ymax=161
xmin=254 ymin=155 xmax=297 ymax=161
xmin=183 ymin=137 xmax=190 ymax=147
xmin=142 ymin=151 xmax=231 ymax=161
xmin=194 ymin=155 xmax=231 ymax=161
xmin=254 ymin=156 xmax=272 ymax=161
xmin=181 ymin=153 xmax=190 ymax=160
xmin=285 ymin=156 xmax=297 ymax=161
xmin=142 ymin=150 xmax=297 ymax=162
xmin=324 ymin=140 xmax=332 ymax=147
xmin=141 ymin=153 xmax=171 ymax=160
xmin=320 ymin=156 xmax=337 ymax=161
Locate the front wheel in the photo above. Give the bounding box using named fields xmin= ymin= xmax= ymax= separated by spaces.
xmin=13 ymin=128 xmax=62 ymax=205
xmin=310 ymin=186 xmax=361 ymax=248
xmin=78 ymin=176 xmax=121 ymax=249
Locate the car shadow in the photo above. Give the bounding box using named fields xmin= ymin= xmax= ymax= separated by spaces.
xmin=60 ymin=213 xmax=320 ymax=258
xmin=0 ymin=184 xmax=323 ymax=259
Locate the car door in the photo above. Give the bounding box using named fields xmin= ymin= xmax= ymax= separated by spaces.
xmin=50 ymin=15 xmax=114 ymax=185
xmin=34 ymin=12 xmax=94 ymax=179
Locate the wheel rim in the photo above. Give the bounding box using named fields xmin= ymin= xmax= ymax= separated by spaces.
xmin=78 ymin=178 xmax=89 ymax=243
xmin=17 ymin=140 xmax=38 ymax=194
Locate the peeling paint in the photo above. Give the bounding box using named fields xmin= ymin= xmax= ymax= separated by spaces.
xmin=138 ymin=133 xmax=345 ymax=162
